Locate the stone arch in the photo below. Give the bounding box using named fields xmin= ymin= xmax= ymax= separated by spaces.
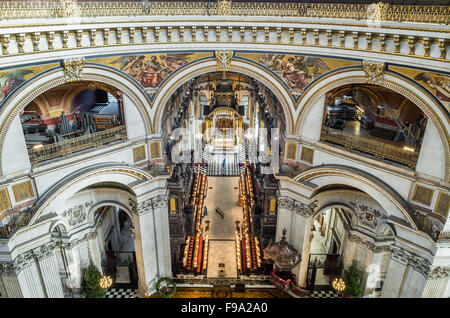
xmin=0 ymin=64 xmax=154 ymax=177
xmin=294 ymin=164 xmax=418 ymax=231
xmin=294 ymin=68 xmax=450 ymax=181
xmin=151 ymin=58 xmax=295 ymax=134
xmin=28 ymin=163 xmax=152 ymax=228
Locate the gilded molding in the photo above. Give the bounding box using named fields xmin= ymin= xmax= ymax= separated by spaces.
xmin=62 ymin=57 xmax=86 ymax=82
xmin=362 ymin=60 xmax=385 ymax=85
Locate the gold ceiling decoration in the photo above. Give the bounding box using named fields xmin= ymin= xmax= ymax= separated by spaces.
xmin=216 ymin=50 xmax=233 ymax=74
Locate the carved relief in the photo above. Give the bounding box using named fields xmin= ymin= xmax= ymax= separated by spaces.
xmin=216 ymin=50 xmax=233 ymax=72
xmin=278 ymin=196 xmax=317 ymax=218
xmin=33 ymin=242 xmax=57 ymax=261
xmin=13 ymin=251 xmax=34 ymax=274
xmin=62 ymin=57 xmax=86 ymax=82
xmin=0 ymin=262 xmax=15 ymax=276
xmin=62 ymin=201 xmax=93 ymax=227
xmin=217 ymin=0 xmax=232 ymax=16
xmin=428 ymin=266 xmax=450 ymax=280
xmin=362 ymin=60 xmax=385 ymax=85
xmin=348 ymin=201 xmax=386 ymax=230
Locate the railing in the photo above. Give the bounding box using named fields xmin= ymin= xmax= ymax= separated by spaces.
xmin=321 ymin=126 xmax=419 ymax=169
xmin=28 ymin=125 xmax=127 ymax=166
xmin=0 ymin=208 xmax=34 ymax=238
xmin=0 ymin=1 xmax=447 ymax=24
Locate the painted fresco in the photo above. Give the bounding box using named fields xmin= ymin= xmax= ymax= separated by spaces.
xmin=0 ymin=63 xmax=59 ymax=105
xmin=237 ymin=53 xmax=360 ymax=97
xmin=389 ymin=65 xmax=450 ymax=108
xmin=89 ymin=52 xmax=212 ymax=91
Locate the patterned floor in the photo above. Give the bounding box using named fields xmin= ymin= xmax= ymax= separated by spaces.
xmin=311 ymin=290 xmax=342 ymax=298
xmin=104 ymin=287 xmax=341 ymax=298
xmin=105 ymin=288 xmax=138 ymax=298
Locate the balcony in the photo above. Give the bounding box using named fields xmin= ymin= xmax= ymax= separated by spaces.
xmin=28 ymin=125 xmax=127 ymax=166
xmin=321 ymin=127 xmax=419 ymax=169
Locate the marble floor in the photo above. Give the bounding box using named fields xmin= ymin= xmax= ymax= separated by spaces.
xmin=203 ymin=176 xmax=242 ymax=278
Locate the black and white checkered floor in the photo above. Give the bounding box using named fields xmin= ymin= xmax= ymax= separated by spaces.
xmin=105 ymin=288 xmax=138 ymax=298
xmin=311 ymin=290 xmax=342 ymax=298
xmin=104 ymin=288 xmax=342 ymax=298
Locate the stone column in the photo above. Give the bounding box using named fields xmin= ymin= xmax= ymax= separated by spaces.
xmin=277 ymin=196 xmax=315 ymax=287
xmin=152 ymin=194 xmax=172 ymax=278
xmin=132 ymin=197 xmax=159 ymax=295
xmin=0 ymin=262 xmax=23 ymax=298
xmin=194 ymin=90 xmax=201 ymax=120
xmin=86 ymin=232 xmax=102 ymax=272
xmin=422 ymin=266 xmax=450 ymax=298
xmin=249 ymin=93 xmax=254 ymax=128
xmin=34 ymin=242 xmax=65 ymax=298
xmin=400 ymin=256 xmax=429 ymax=298
xmin=14 ymin=251 xmax=45 ymax=298
xmin=380 ymin=245 xmax=410 ymax=298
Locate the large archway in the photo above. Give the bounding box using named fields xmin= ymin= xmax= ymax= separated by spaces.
xmin=0 ymin=64 xmax=154 ymax=177
xmin=294 ymin=68 xmax=450 ymax=181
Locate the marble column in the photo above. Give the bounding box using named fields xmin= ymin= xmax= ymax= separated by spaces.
xmin=86 ymin=232 xmax=102 ymax=273
xmin=422 ymin=266 xmax=449 ymax=298
xmin=152 ymin=194 xmax=172 ymax=278
xmin=132 ymin=197 xmax=159 ymax=294
xmin=277 ymin=196 xmax=315 ymax=287
xmin=34 ymin=242 xmax=65 ymax=298
xmin=380 ymin=245 xmax=410 ymax=298
xmin=14 ymin=251 xmax=45 ymax=298
xmin=0 ymin=263 xmax=23 ymax=298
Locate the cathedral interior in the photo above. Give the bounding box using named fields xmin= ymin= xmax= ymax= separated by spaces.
xmin=0 ymin=0 xmax=448 ymax=300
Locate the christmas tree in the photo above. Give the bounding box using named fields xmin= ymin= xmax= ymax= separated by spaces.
xmin=81 ymin=259 xmax=107 ymax=298
xmin=343 ymin=259 xmax=362 ymax=297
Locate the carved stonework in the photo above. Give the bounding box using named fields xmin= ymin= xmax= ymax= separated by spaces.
xmin=137 ymin=198 xmax=154 ymax=215
xmin=348 ymin=201 xmax=386 ymax=230
xmin=62 ymin=57 xmax=86 ymax=82
xmin=278 ymin=196 xmax=317 ymax=218
xmin=216 ymin=50 xmax=233 ymax=72
xmin=348 ymin=234 xmax=376 ymax=251
xmin=62 ymin=201 xmax=93 ymax=227
xmin=410 ymin=256 xmax=431 ymax=277
xmin=13 ymin=251 xmax=34 ymax=274
xmin=217 ymin=0 xmax=232 ymax=16
xmin=362 ymin=60 xmax=385 ymax=85
xmin=389 ymin=245 xmax=411 ymax=265
xmin=33 ymin=242 xmax=57 ymax=261
xmin=152 ymin=194 xmax=168 ymax=209
xmin=428 ymin=266 xmax=450 ymax=280
xmin=0 ymin=262 xmax=15 ymax=276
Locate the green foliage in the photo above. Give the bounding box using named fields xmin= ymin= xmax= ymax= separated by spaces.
xmin=343 ymin=259 xmax=362 ymax=297
xmin=81 ymin=259 xmax=107 ymax=298
xmin=156 ymin=277 xmax=177 ymax=298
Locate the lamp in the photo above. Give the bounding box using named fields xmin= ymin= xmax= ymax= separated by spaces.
xmin=332 ymin=277 xmax=346 ymax=293
xmin=99 ymin=275 xmax=113 ymax=289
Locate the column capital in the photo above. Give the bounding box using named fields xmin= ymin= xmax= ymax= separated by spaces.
xmin=33 ymin=242 xmax=57 ymax=261
xmin=389 ymin=245 xmax=411 ymax=265
xmin=13 ymin=251 xmax=34 ymax=274
xmin=409 ymin=255 xmax=431 ymax=278
xmin=278 ymin=195 xmax=317 ymax=218
xmin=427 ymin=266 xmax=450 ymax=280
xmin=0 ymin=261 xmax=15 ymax=276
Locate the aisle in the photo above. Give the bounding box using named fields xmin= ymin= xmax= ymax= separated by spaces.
xmin=202 ymin=176 xmax=242 ymax=277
